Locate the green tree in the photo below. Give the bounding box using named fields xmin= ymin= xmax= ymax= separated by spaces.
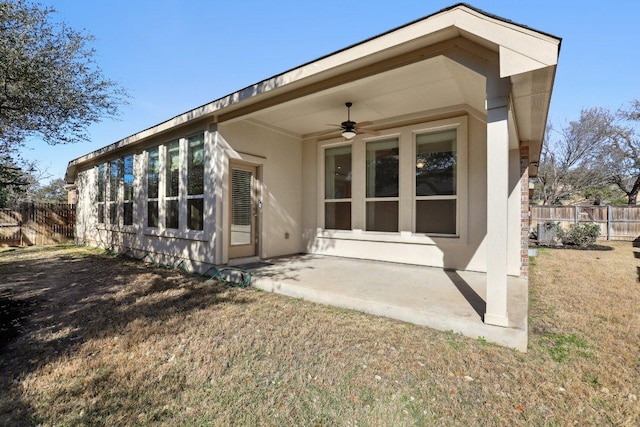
xmin=31 ymin=177 xmax=67 ymax=204
xmin=0 ymin=0 xmax=127 ymax=157
xmin=0 ymin=155 xmax=36 ymax=207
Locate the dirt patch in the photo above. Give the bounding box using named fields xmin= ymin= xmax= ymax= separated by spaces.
xmin=1 ymin=243 xmax=639 ymax=425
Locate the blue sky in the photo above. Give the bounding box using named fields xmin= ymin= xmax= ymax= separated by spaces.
xmin=20 ymin=0 xmax=640 ymax=182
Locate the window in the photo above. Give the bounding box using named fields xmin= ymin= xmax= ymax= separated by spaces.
xmin=147 ymin=147 xmax=159 ymax=227
xmin=145 ymin=132 xmax=206 ymax=233
xmin=366 ymin=138 xmax=399 ymax=232
xmin=186 ymin=134 xmax=204 ymax=230
xmin=165 ymin=140 xmax=180 ymax=229
xmin=320 ymin=117 xmax=465 ymax=239
xmin=415 ymin=129 xmax=457 ymax=235
xmin=97 ymin=163 xmax=105 ymax=223
xmin=108 ymin=159 xmax=121 ymax=225
xmin=324 ymin=145 xmax=352 ymax=230
xmin=123 ymin=155 xmax=134 ymax=225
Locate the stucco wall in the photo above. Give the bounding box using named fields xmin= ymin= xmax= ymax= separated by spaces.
xmin=217 ymin=121 xmax=303 ymax=261
xmin=73 ymin=120 xmax=304 ymax=270
xmin=73 ymin=127 xmax=217 ymax=272
xmin=301 ymin=112 xmax=523 ymax=275
xmin=74 ymin=110 xmax=522 ymax=275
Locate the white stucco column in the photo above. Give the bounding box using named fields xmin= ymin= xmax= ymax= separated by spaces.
xmin=485 ymin=98 xmax=510 ymax=327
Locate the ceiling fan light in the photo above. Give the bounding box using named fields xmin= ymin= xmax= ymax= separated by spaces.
xmin=342 ymin=129 xmax=357 ymax=139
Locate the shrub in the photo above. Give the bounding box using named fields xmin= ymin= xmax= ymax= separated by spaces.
xmin=559 ymin=223 xmax=600 ymax=247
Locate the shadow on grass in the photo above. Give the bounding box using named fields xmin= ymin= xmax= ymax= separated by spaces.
xmin=0 ymin=247 xmax=252 ymax=426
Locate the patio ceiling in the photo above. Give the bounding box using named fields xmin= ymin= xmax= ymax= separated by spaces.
xmin=236 ymin=54 xmax=487 ymax=139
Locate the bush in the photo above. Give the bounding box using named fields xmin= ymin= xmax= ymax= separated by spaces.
xmin=559 ymin=223 xmax=600 ymax=247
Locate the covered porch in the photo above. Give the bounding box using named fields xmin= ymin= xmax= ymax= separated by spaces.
xmin=248 ymin=255 xmax=528 ymax=351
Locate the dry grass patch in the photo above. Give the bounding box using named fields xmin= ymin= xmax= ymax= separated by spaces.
xmin=0 ymin=243 xmax=639 ymax=425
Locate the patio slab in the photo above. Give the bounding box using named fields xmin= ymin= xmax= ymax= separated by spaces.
xmin=249 ymin=254 xmax=528 ymax=351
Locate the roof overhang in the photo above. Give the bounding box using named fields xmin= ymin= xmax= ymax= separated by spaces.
xmin=66 ymin=3 xmax=560 ymax=182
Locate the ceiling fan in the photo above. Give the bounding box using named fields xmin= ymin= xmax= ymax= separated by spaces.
xmin=328 ymin=102 xmax=378 ymax=139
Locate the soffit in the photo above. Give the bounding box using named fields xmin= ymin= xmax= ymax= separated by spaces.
xmin=242 ymin=54 xmax=486 ymax=138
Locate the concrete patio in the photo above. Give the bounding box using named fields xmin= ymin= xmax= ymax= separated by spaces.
xmin=245 ymin=255 xmax=528 ymax=351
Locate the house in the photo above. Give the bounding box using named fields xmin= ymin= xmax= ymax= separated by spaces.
xmin=65 ymin=4 xmax=560 ymax=339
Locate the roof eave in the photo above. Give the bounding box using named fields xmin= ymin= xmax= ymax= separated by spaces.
xmin=65 ymin=3 xmax=561 ymax=183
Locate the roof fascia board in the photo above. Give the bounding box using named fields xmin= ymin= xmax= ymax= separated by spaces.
xmin=452 ymin=8 xmax=560 ymax=76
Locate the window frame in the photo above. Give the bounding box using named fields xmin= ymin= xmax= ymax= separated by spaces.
xmin=413 ymin=128 xmax=458 ymax=237
xmin=96 ymin=163 xmax=106 ymax=224
xmin=107 ymin=158 xmax=121 ymax=226
xmin=322 ymin=142 xmax=353 ymax=231
xmin=122 ymin=154 xmax=134 ymax=226
xmin=164 ymin=139 xmax=180 ymax=230
xmin=365 ymin=137 xmax=400 ymax=232
xmin=317 ymin=115 xmax=468 ymax=244
xmin=186 ymin=133 xmax=205 ymax=231
xmin=146 ymin=147 xmax=160 ymax=228
xmin=143 ymin=131 xmax=207 ymax=239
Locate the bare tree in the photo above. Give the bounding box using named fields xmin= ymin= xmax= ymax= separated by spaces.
xmin=536 ymin=108 xmax=613 ymax=205
xmin=602 ymin=100 xmax=640 ymax=204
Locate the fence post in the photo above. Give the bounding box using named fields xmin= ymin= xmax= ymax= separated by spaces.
xmin=607 ymin=205 xmax=612 ymax=241
xmin=574 ymin=205 xmax=579 ymax=225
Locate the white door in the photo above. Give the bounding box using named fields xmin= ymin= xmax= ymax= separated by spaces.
xmin=228 ymin=163 xmax=258 ymax=259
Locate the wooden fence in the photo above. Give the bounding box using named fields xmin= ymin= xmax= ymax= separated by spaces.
xmin=0 ymin=203 xmax=76 ymax=246
xmin=530 ymin=205 xmax=640 ymax=241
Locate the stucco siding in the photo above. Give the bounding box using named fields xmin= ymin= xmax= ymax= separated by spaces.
xmin=217 ymin=121 xmax=303 ymax=260
xmin=300 ymin=112 xmax=523 ymax=274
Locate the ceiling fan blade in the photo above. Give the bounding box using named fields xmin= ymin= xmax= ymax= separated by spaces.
xmin=355 ymin=121 xmax=374 ymax=127
xmin=325 ymin=124 xmax=343 ymax=127
xmin=358 ymin=128 xmax=380 ymax=136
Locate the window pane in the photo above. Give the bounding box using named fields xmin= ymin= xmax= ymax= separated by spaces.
xmin=187 ymin=198 xmax=203 ymax=230
xmin=97 ymin=163 xmax=105 ymax=202
xmin=147 ymin=201 xmax=158 ymax=227
xmin=325 ymin=202 xmax=351 ymax=230
xmin=109 ymin=203 xmax=117 ymax=225
xmin=165 ymin=199 xmax=179 ymax=229
xmin=97 ymin=204 xmax=104 ymax=223
xmin=123 ymin=202 xmax=133 ymax=226
xmin=109 ymin=159 xmax=120 ymax=201
xmin=366 ymin=201 xmax=398 ymax=232
xmin=188 ymin=134 xmax=204 ymax=195
xmin=366 ymin=138 xmax=398 ymax=198
xmin=147 ymin=148 xmax=159 ymax=199
xmin=416 ymin=130 xmax=456 ymax=196
xmin=166 ymin=141 xmax=180 ymax=198
xmin=416 ymin=199 xmax=456 ymax=234
xmin=325 ymin=146 xmax=351 ymax=199
xmin=123 ymin=155 xmax=134 ymax=201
